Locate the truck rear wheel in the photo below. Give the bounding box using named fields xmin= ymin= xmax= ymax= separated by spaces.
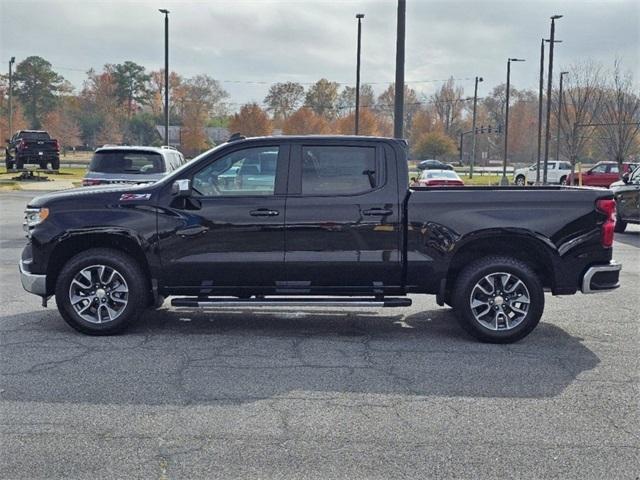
xmin=515 ymin=175 xmax=526 ymax=186
xmin=55 ymin=248 xmax=147 ymax=335
xmin=452 ymin=256 xmax=544 ymax=343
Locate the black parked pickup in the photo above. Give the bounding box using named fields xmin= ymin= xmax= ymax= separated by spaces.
xmin=19 ymin=135 xmax=622 ymax=342
xmin=5 ymin=130 xmax=61 ymax=171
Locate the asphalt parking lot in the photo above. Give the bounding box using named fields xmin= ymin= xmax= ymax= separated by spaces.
xmin=0 ymin=190 xmax=638 ymax=479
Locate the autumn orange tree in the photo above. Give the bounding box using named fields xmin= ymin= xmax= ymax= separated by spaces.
xmin=333 ymin=109 xmax=384 ymax=136
xmin=228 ymin=103 xmax=272 ymax=137
xmin=42 ymin=99 xmax=82 ymax=150
xmin=283 ymin=107 xmax=331 ymax=134
xmin=413 ymin=131 xmax=457 ymax=160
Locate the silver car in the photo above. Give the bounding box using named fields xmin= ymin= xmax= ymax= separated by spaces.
xmin=82 ymin=145 xmax=186 ymax=186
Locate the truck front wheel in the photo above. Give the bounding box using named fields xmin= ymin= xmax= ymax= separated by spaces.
xmin=452 ymin=256 xmax=544 ymax=343
xmin=55 ymin=248 xmax=147 ymax=335
xmin=515 ymin=175 xmax=526 ymax=186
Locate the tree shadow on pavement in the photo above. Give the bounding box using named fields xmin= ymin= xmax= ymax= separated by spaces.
xmin=0 ymin=306 xmax=600 ymax=405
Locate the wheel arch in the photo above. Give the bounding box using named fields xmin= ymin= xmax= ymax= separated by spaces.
xmin=445 ymin=232 xmax=558 ymax=300
xmin=46 ymin=232 xmax=153 ymax=298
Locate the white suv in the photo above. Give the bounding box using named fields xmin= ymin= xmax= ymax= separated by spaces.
xmin=82 ymin=145 xmax=186 ymax=186
xmin=514 ymin=161 xmax=572 ymax=185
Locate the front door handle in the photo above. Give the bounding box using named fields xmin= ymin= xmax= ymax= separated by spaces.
xmin=250 ymin=208 xmax=279 ymax=217
xmin=363 ymin=208 xmax=392 ymax=216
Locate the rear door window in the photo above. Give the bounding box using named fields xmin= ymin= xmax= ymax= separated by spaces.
xmin=300 ymin=145 xmax=378 ymax=195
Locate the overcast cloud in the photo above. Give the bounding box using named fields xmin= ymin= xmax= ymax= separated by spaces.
xmin=1 ymin=0 xmax=638 ymax=109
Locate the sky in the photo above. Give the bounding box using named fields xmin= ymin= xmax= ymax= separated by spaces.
xmin=1 ymin=0 xmax=638 ymax=110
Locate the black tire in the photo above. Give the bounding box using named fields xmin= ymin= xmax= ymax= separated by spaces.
xmin=615 ymin=216 xmax=627 ymax=233
xmin=559 ymin=176 xmax=567 ymax=185
xmin=16 ymin=157 xmax=24 ymax=170
xmin=452 ymin=256 xmax=544 ymax=343
xmin=55 ymin=248 xmax=148 ymax=335
xmin=39 ymin=161 xmax=47 ymax=170
xmin=5 ymin=157 xmax=14 ymax=171
xmin=515 ymin=175 xmax=526 ymax=186
xmin=51 ymin=157 xmax=60 ymax=171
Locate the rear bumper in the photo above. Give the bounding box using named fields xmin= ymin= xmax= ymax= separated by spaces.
xmin=581 ymin=261 xmax=621 ymax=294
xmin=19 ymin=260 xmax=47 ymax=296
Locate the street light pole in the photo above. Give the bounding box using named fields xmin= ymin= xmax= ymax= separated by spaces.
xmin=8 ymin=57 xmax=15 ymax=139
xmin=502 ymin=58 xmax=525 ymax=186
xmin=536 ymin=39 xmax=545 ymax=184
xmin=393 ymin=0 xmax=406 ymax=139
xmin=556 ymin=71 xmax=568 ymax=162
xmin=159 ymin=9 xmax=170 ymax=146
xmin=355 ymin=13 xmax=364 ymax=135
xmin=543 ymin=14 xmax=562 ymax=184
xmin=470 ymin=76 xmax=483 ymax=179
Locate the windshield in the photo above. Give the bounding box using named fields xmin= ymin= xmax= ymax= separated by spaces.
xmin=90 ymin=151 xmax=165 ymax=174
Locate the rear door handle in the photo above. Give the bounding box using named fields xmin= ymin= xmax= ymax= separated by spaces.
xmin=250 ymin=208 xmax=279 ymax=217
xmin=363 ymin=208 xmax=392 ymax=216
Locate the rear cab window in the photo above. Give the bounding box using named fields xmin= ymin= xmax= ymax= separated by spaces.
xmin=90 ymin=150 xmax=165 ymax=174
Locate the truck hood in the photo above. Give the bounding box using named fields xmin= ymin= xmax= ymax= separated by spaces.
xmin=27 ymin=183 xmax=154 ymax=208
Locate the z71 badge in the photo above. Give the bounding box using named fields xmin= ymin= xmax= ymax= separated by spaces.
xmin=120 ymin=193 xmax=152 ymax=201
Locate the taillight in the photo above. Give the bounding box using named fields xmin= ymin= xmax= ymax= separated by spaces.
xmin=596 ymin=198 xmax=616 ymax=248
xmin=82 ymin=179 xmax=102 ymax=186
xmin=54 ymin=140 xmax=60 ymax=151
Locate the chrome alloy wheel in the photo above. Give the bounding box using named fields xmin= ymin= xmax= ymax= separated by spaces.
xmin=469 ymin=272 xmax=530 ymax=331
xmin=68 ymin=265 xmax=129 ymax=324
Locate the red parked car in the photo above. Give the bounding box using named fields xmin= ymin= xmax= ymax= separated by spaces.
xmin=567 ymin=161 xmax=638 ymax=187
xmin=418 ymin=169 xmax=465 ymax=187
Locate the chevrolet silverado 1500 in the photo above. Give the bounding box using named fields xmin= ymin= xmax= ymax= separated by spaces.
xmin=20 ymin=135 xmax=621 ymax=342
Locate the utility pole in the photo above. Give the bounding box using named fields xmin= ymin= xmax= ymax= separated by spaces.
xmin=556 ymin=71 xmax=568 ymax=162
xmin=8 ymin=57 xmax=15 ymax=139
xmin=355 ymin=13 xmax=364 ymax=135
xmin=159 ymin=9 xmax=170 ymax=146
xmin=393 ymin=0 xmax=406 ymax=139
xmin=543 ymin=15 xmax=563 ymax=184
xmin=470 ymin=76 xmax=482 ymax=179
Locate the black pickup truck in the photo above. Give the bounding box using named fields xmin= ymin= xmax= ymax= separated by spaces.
xmin=5 ymin=130 xmax=60 ymax=170
xmin=19 ymin=135 xmax=621 ymax=342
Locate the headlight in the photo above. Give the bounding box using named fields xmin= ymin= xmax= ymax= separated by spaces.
xmin=24 ymin=207 xmax=50 ymax=233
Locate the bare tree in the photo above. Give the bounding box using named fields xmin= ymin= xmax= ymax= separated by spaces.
xmin=557 ymin=61 xmax=604 ymax=169
xmin=594 ymin=61 xmax=640 ymax=174
xmin=431 ymin=77 xmax=464 ymax=134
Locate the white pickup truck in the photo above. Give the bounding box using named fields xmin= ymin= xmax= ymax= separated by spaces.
xmin=514 ymin=161 xmax=572 ymax=185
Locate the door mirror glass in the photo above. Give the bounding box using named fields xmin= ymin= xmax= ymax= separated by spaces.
xmin=622 ymin=173 xmax=630 ymax=184
xmin=172 ymin=179 xmax=191 ymax=197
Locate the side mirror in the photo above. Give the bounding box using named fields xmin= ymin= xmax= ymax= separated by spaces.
xmin=622 ymin=173 xmax=630 ymax=184
xmin=586 ymin=170 xmax=592 ymax=175
xmin=171 ymin=179 xmax=191 ymax=197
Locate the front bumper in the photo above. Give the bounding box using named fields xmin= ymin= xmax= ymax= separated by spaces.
xmin=581 ymin=261 xmax=621 ymax=294
xmin=19 ymin=260 xmax=47 ymax=296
